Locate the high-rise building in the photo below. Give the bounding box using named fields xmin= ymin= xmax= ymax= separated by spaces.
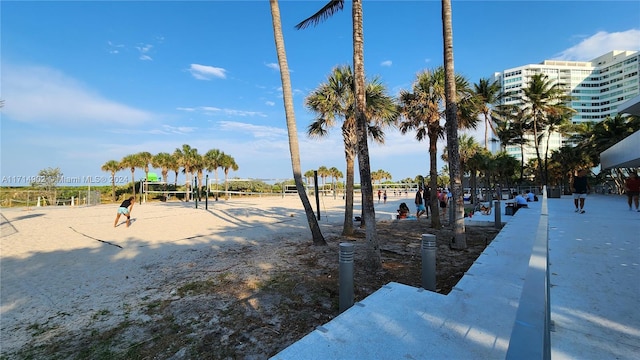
xmin=491 ymin=50 xmax=639 ymax=164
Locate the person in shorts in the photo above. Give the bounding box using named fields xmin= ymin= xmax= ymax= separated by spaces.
xmin=438 ymin=189 xmax=448 ymax=219
xmin=114 ymin=196 xmax=135 ymax=227
xmin=414 ymin=187 xmax=427 ymax=218
xmin=624 ymin=172 xmax=640 ymax=211
xmin=571 ymin=169 xmax=590 ymax=213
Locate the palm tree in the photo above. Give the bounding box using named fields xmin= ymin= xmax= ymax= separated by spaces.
xmin=204 ymin=149 xmax=223 ymax=200
xmin=269 ymin=0 xmax=326 ymax=246
xmin=306 ymin=65 xmax=397 ymax=235
xmin=101 ymin=160 xmax=122 ymax=202
xmin=151 ymin=152 xmax=172 ymax=186
xmin=317 ymin=166 xmax=330 ymax=190
xmin=137 ymin=151 xmax=153 ymax=201
xmin=186 ymin=150 xmax=203 ymax=200
xmin=219 ymin=154 xmax=238 ymax=200
xmin=441 ymin=0 xmax=466 ymax=249
xmin=167 ymin=153 xmax=181 ymax=189
xmin=542 ymin=107 xmax=574 ymax=184
xmin=120 ymin=154 xmax=143 ymax=200
xmin=492 ymin=103 xmax=531 ymax=181
xmin=297 ymin=0 xmax=381 ymax=270
xmin=304 ymin=170 xmax=316 ymax=186
xmin=174 ymin=144 xmax=198 ymax=201
xmin=152 ymin=152 xmax=172 ymax=200
xmin=329 ymin=167 xmax=343 ymax=196
xmin=443 ymin=134 xmax=483 ymax=204
xmin=474 ymin=78 xmax=501 ymax=149
xmin=510 ymin=73 xmax=572 ymax=185
xmin=399 ymin=69 xmax=444 ymax=228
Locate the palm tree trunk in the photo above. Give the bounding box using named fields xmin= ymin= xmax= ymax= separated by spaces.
xmin=441 ymin=0 xmax=466 ymax=249
xmin=343 ymin=147 xmax=356 ymax=235
xmin=428 ymin=131 xmax=441 ymax=228
xmin=352 ymin=0 xmax=381 ymax=270
xmin=270 ymin=0 xmax=326 ymax=246
xmin=111 ymin=171 xmax=116 ymax=202
xmin=130 ymin=169 xmax=136 ymax=199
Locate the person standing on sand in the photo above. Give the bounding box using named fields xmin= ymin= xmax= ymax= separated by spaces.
xmin=114 ymin=196 xmax=135 ymax=227
xmin=571 ymin=169 xmax=590 ymax=214
xmin=414 ymin=187 xmax=427 ymax=219
xmin=624 ymin=172 xmax=640 ymax=211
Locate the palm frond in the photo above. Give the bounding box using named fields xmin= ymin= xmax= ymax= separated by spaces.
xmin=295 ymin=0 xmax=344 ymax=30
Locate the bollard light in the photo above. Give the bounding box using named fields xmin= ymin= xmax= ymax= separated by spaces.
xmin=421 ymin=234 xmax=437 ymax=291
xmin=339 ymin=243 xmax=355 ymax=313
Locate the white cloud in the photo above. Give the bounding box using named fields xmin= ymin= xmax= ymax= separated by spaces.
xmin=136 ymin=44 xmax=153 ymax=61
xmin=381 ymin=60 xmax=392 ymax=67
xmin=107 ymin=41 xmax=124 ymax=54
xmin=189 ymin=64 xmax=227 ymax=80
xmin=265 ymin=62 xmax=280 ymax=71
xmin=554 ymin=29 xmax=640 ymax=61
xmin=265 ymin=101 xmax=275 ymax=106
xmin=178 ymin=106 xmax=266 ymax=117
xmin=217 ymin=120 xmax=287 ymax=139
xmin=2 ymin=64 xmax=153 ymax=125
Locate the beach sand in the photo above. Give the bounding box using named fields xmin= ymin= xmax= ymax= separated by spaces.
xmin=1 ymin=193 xmax=416 ymax=354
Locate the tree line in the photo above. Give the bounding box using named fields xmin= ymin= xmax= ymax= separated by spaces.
xmin=101 ymin=144 xmax=238 ymax=202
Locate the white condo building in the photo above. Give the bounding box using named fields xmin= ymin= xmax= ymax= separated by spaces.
xmin=491 ymin=50 xmax=639 ymax=164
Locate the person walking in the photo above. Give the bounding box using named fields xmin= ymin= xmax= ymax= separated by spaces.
xmin=114 ymin=196 xmax=135 ymax=227
xmin=438 ymin=188 xmax=448 ymax=219
xmin=414 ymin=187 xmax=427 ymax=219
xmin=571 ymin=169 xmax=591 ymax=213
xmin=624 ymin=172 xmax=640 ymax=211
xmin=383 ymin=190 xmax=388 ymax=204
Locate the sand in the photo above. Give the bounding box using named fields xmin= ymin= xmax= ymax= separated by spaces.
xmin=0 ymin=193 xmax=416 ymax=354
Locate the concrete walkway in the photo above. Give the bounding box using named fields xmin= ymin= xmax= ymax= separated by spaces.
xmin=272 ymin=194 xmax=640 ymax=359
xmin=548 ymin=194 xmax=640 ymax=359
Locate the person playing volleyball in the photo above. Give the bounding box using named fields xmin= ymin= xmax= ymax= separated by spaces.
xmin=114 ymin=196 xmax=135 ymax=227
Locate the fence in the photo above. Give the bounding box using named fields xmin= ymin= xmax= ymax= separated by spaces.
xmin=0 ymin=189 xmax=102 ymax=208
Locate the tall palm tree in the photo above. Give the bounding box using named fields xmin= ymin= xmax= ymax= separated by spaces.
xmin=204 ymin=149 xmax=223 ymax=200
xmin=269 ymin=0 xmax=326 ymax=246
xmin=399 ymin=67 xmax=473 ymax=228
xmin=297 ymin=0 xmax=381 ymax=270
xmin=474 ymin=78 xmax=501 ymax=149
xmin=120 ymin=154 xmax=143 ymax=200
xmin=306 ymin=65 xmax=397 ymax=235
xmin=510 ymin=73 xmax=572 ymax=185
xmin=101 ymin=160 xmax=122 ymax=202
xmin=441 ymin=0 xmax=466 ymax=249
xmin=399 ymin=69 xmax=445 ymax=228
xmin=219 ymin=154 xmax=238 ymax=200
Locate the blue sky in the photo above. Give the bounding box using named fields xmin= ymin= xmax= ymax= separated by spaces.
xmin=2 ymin=1 xmax=639 ymax=187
